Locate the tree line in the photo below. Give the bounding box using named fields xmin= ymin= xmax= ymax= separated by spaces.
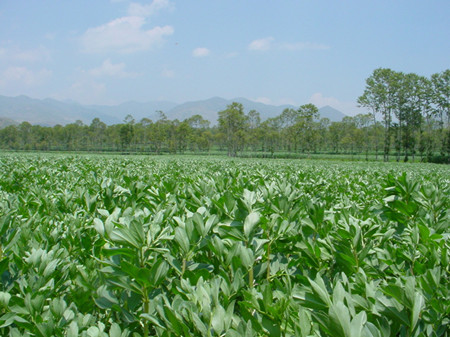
xmin=358 ymin=68 xmax=449 ymax=162
xmin=0 ymin=68 xmax=448 ymax=162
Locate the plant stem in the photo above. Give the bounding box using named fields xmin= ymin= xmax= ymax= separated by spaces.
xmin=266 ymin=241 xmax=271 ymax=281
xmin=249 ymin=266 xmax=254 ymax=288
xmin=182 ymin=258 xmax=186 ymax=275
xmin=143 ymin=287 xmax=149 ymax=337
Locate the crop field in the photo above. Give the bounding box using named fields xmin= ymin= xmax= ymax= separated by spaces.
xmin=0 ymin=153 xmax=449 ymax=337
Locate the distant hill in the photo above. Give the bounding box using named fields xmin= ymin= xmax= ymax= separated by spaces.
xmin=0 ymin=95 xmax=348 ymax=126
xmin=88 ymin=100 xmax=178 ymax=123
xmin=0 ymin=95 xmax=114 ymax=126
xmin=166 ymin=98 xmax=347 ymax=123
xmin=317 ymin=105 xmax=348 ymax=122
xmin=0 ymin=117 xmax=18 ymax=128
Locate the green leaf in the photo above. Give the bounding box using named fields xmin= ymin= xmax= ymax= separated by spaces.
xmin=262 ymin=315 xmax=281 ymax=337
xmin=350 ymin=311 xmax=367 ymax=337
xmin=190 ymin=312 xmax=208 ymax=336
xmin=0 ymin=312 xmax=30 ymax=328
xmin=109 ymin=323 xmax=122 ymax=337
xmin=93 ymin=218 xmax=104 ymax=237
xmin=329 ymin=301 xmax=351 ymax=337
xmin=211 ymin=305 xmax=226 ymax=334
xmin=240 ymin=246 xmax=255 ymax=269
xmin=0 ymin=292 xmax=11 ymax=308
xmin=244 ymin=212 xmax=260 ymax=239
xmin=163 ymin=305 xmax=182 ymax=335
xmin=309 ymin=276 xmax=332 ymax=308
xmin=67 ymin=321 xmax=79 ymax=337
xmin=411 ymin=292 xmax=424 ymax=332
xmin=174 ymin=227 xmax=190 ymax=254
xmin=87 ymin=326 xmax=100 ymax=337
xmin=262 ymin=283 xmax=273 ymax=310
xmin=149 ymin=259 xmax=169 ymax=287
xmin=95 ymin=293 xmax=118 ymax=310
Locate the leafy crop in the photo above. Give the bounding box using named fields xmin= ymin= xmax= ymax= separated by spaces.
xmin=0 ymin=154 xmax=448 ymax=336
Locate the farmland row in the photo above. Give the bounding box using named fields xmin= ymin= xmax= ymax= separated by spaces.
xmin=0 ymin=154 xmax=448 ymax=336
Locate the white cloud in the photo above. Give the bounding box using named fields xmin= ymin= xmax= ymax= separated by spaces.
xmin=281 ymin=42 xmax=330 ymax=51
xmin=252 ymin=97 xmax=298 ymax=106
xmin=128 ymin=0 xmax=173 ymax=17
xmin=0 ymin=46 xmax=51 ymax=62
xmin=225 ymin=52 xmax=239 ymax=58
xmin=192 ymin=47 xmax=210 ymax=57
xmin=89 ymin=59 xmax=138 ymax=78
xmin=65 ymin=80 xmax=107 ymax=105
xmin=0 ymin=66 xmax=52 ymax=87
xmin=248 ymin=37 xmax=329 ymax=52
xmin=253 ymin=97 xmax=272 ymax=105
xmin=81 ymin=16 xmax=174 ymax=53
xmin=248 ymin=37 xmax=274 ymax=51
xmin=278 ymin=98 xmax=297 ymax=106
xmin=309 ymin=93 xmax=342 ymax=108
xmin=45 ymin=33 xmax=56 ymax=40
xmin=16 ymin=46 xmax=51 ymax=62
xmin=161 ymin=68 xmax=175 ymax=78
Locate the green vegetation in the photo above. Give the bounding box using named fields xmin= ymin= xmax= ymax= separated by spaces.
xmin=0 ymin=68 xmax=448 ymax=163
xmin=0 ymin=153 xmax=448 ymax=336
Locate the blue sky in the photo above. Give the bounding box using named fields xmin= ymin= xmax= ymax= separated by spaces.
xmin=0 ymin=0 xmax=448 ymax=115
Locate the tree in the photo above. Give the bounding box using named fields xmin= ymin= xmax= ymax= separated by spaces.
xmin=120 ymin=114 xmax=135 ymax=151
xmin=260 ymin=117 xmax=281 ymax=156
xmin=247 ymin=110 xmax=261 ymax=152
xmin=153 ymin=111 xmax=170 ymax=154
xmin=431 ymin=70 xmax=450 ymax=158
xmin=296 ymin=104 xmax=319 ymax=153
xmin=317 ymin=117 xmax=330 ymax=151
xmin=185 ymin=115 xmax=210 ymax=152
xmin=328 ymin=122 xmax=345 ymax=153
xmin=279 ymin=108 xmax=299 ymax=152
xmin=397 ymin=73 xmax=425 ymax=161
xmin=89 ymin=118 xmax=107 ymax=151
xmin=354 ymin=114 xmax=372 ymax=160
xmin=136 ymin=118 xmax=153 ymax=152
xmin=175 ymin=121 xmax=190 ymax=153
xmin=19 ymin=122 xmax=32 ymax=150
xmin=358 ymin=68 xmax=399 ymax=161
xmin=218 ymin=102 xmax=248 ymax=157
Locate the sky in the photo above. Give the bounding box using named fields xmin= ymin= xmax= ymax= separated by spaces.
xmin=0 ymin=0 xmax=449 ymax=116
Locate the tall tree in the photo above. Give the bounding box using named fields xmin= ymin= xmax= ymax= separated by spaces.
xmin=279 ymin=108 xmax=299 ymax=152
xmin=354 ymin=114 xmax=373 ymax=160
xmin=247 ymin=110 xmax=261 ymax=152
xmin=358 ymin=68 xmax=399 ymax=161
xmin=89 ymin=118 xmax=107 ymax=151
xmin=218 ymin=102 xmax=248 ymax=157
xmin=120 ymin=114 xmax=135 ymax=150
xmin=296 ymin=104 xmax=319 ymax=153
xmin=431 ymin=70 xmax=450 ymax=158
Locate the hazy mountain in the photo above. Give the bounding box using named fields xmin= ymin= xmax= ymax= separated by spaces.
xmin=166 ymin=97 xmax=347 ymax=123
xmin=88 ymin=100 xmax=178 ymax=123
xmin=166 ymin=97 xmax=230 ymax=122
xmin=0 ymin=117 xmax=18 ymax=128
xmin=167 ymin=96 xmax=297 ymax=122
xmin=0 ymin=95 xmax=113 ymax=125
xmin=0 ymin=95 xmax=348 ymax=126
xmin=317 ymin=105 xmax=347 ymax=122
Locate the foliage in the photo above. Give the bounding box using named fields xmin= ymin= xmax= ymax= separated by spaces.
xmin=0 ymin=153 xmax=448 ymax=336
xmin=358 ymin=68 xmax=449 ymax=163
xmin=1 ymin=67 xmax=449 ymax=163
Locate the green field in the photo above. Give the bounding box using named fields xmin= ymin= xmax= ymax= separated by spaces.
xmin=0 ymin=153 xmax=449 ymax=336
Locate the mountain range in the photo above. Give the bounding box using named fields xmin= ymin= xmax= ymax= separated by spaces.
xmin=0 ymin=95 xmax=347 ymax=126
